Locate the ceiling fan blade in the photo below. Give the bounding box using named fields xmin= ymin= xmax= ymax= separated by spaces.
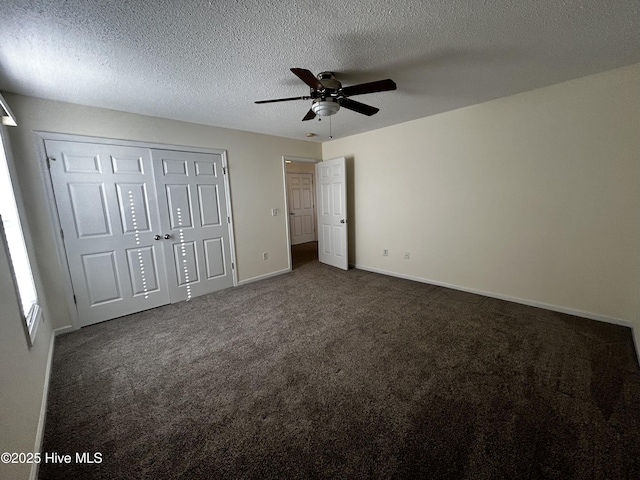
xmin=302 ymin=109 xmax=317 ymax=121
xmin=339 ymin=98 xmax=379 ymax=116
xmin=255 ymin=96 xmax=311 ymax=104
xmin=290 ymin=68 xmax=324 ymax=91
xmin=341 ymin=79 xmax=397 ymax=97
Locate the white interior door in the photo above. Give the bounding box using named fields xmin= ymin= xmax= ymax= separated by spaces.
xmin=46 ymin=140 xmax=170 ymax=326
xmin=316 ymin=157 xmax=348 ymax=270
xmin=152 ymin=149 xmax=234 ymax=302
xmin=287 ymin=172 xmax=316 ymax=245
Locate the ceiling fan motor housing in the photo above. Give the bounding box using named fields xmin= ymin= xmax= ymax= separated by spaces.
xmin=317 ymin=72 xmax=342 ymax=90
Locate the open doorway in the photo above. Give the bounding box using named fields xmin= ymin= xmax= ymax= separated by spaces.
xmin=291 ymin=241 xmax=318 ymax=269
xmin=283 ymin=156 xmax=319 ymax=269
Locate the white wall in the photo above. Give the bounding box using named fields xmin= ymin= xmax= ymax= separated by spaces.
xmin=4 ymin=93 xmax=320 ymax=331
xmin=323 ymin=64 xmax=640 ymax=347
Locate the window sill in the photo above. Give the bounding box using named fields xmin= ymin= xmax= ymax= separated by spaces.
xmin=25 ymin=303 xmax=42 ymax=348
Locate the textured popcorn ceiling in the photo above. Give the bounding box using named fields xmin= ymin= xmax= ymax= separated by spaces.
xmin=0 ymin=0 xmax=639 ymax=142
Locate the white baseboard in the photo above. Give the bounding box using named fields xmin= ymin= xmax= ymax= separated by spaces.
xmin=53 ymin=325 xmax=75 ymax=336
xmin=238 ymin=267 xmax=291 ymax=286
xmin=29 ymin=328 xmax=59 ymax=480
xmin=355 ymin=264 xmax=632 ymax=328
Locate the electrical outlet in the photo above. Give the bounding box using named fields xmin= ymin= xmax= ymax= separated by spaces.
xmin=404 ymin=252 xmax=410 ymax=259
xmin=383 ymin=249 xmax=388 ymax=256
xmin=262 ymin=252 xmax=268 ymax=260
xmin=271 ymin=208 xmax=278 ymax=216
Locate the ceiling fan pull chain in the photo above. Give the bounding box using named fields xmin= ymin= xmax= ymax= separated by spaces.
xmin=329 ymin=115 xmax=333 ymax=139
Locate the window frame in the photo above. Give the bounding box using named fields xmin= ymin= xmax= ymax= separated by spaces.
xmin=0 ymin=125 xmax=43 ymax=347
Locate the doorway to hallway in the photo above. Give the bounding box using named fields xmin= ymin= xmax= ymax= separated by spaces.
xmin=283 ymin=156 xmax=319 ymax=272
xmin=291 ymin=241 xmax=318 ymax=269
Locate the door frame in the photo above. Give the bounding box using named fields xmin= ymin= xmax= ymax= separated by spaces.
xmin=282 ymin=155 xmax=319 ymax=271
xmin=36 ymin=131 xmax=238 ymax=331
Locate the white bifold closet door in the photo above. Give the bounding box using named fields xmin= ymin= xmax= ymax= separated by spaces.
xmin=151 ymin=149 xmax=233 ymax=302
xmin=46 ymin=140 xmax=234 ymax=327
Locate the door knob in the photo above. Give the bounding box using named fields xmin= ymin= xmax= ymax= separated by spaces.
xmin=340 ymin=219 xmax=345 ymax=224
xmin=164 ymin=234 xmax=171 ymax=239
xmin=290 ymin=212 xmax=295 ymax=215
xmin=154 ymin=234 xmax=161 ymax=241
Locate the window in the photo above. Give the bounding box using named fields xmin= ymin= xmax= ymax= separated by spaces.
xmin=0 ymin=126 xmax=42 ymax=346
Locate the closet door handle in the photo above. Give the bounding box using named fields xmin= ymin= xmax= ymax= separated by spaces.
xmin=164 ymin=234 xmax=171 ymax=240
xmin=154 ymin=235 xmax=161 ymax=241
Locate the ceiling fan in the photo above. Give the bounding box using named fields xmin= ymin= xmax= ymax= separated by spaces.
xmin=255 ymin=68 xmax=397 ymax=121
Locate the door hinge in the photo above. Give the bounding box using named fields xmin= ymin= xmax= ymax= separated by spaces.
xmin=227 ymin=216 xmax=230 ymax=224
xmin=60 ymin=228 xmax=64 ymax=239
xmin=73 ymin=295 xmax=77 ymax=304
xmin=223 ymin=166 xmax=226 ymax=175
xmin=46 ymin=157 xmax=55 ymax=168
xmin=231 ymin=262 xmax=235 ymax=270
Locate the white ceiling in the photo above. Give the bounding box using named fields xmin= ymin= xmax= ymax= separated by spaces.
xmin=1 ymin=1 xmax=639 ymax=142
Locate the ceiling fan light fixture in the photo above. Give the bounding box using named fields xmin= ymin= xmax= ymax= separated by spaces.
xmin=312 ymin=99 xmax=340 ymax=117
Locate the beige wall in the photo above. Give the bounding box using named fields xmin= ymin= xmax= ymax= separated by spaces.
xmin=0 ymin=231 xmax=53 ymax=480
xmin=5 ymin=94 xmax=320 ymax=331
xmin=285 ymin=160 xmax=317 ymax=174
xmin=323 ymin=64 xmax=640 ymax=346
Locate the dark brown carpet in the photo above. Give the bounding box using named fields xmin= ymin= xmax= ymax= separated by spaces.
xmin=40 ymin=242 xmax=640 ymax=479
